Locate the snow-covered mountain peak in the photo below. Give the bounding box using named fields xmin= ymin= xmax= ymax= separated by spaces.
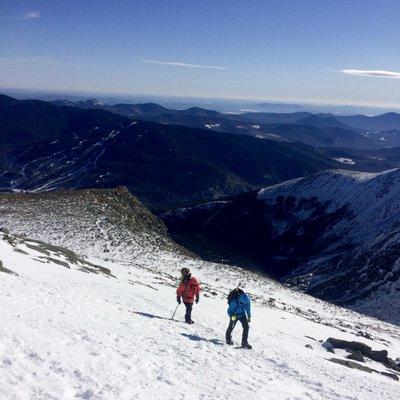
xmin=258 ymin=168 xmax=400 ymax=242
xmin=259 ymin=167 xmax=400 ymax=202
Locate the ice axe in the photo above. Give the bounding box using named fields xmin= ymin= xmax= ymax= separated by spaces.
xmin=170 ymin=303 xmax=180 ymax=320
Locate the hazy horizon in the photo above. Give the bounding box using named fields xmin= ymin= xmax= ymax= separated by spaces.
xmin=2 ymin=1 xmax=400 ymax=109
xmin=2 ymin=86 xmax=400 ymax=116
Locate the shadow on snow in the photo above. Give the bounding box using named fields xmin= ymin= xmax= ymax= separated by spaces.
xmin=131 ymin=311 xmax=173 ymax=321
xmin=181 ymin=333 xmax=224 ymax=346
xmin=132 ymin=311 xmax=224 ymax=346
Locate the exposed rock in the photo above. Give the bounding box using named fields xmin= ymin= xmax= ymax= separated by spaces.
xmin=381 ymin=372 xmax=399 ymax=381
xmin=13 ymin=248 xmax=28 ymax=255
xmin=368 ymin=349 xmax=389 ymax=364
xmin=326 ymin=338 xmax=390 ymax=364
xmin=1 ymin=232 xmax=115 ymax=278
xmin=322 ymin=341 xmax=335 ymax=353
xmin=326 ymin=338 xmax=371 ymax=354
xmin=357 ymin=331 xmax=373 ymax=340
xmin=329 ymin=358 xmax=400 ymax=381
xmin=346 ymin=351 xmax=365 ymax=363
xmin=26 ymin=243 xmax=51 ymax=256
xmin=304 ymin=335 xmax=318 ymax=342
xmin=0 ymin=260 xmax=18 ymax=276
xmin=45 ymin=257 xmax=70 ymax=269
xmin=328 ymin=358 xmax=374 ymax=373
xmin=386 ymin=359 xmax=400 ymax=372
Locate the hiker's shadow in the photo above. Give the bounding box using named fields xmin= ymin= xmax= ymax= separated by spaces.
xmin=132 ymin=311 xmax=172 ymax=321
xmin=132 ymin=313 xmax=224 ymax=346
xmin=181 ymin=333 xmax=224 ymax=346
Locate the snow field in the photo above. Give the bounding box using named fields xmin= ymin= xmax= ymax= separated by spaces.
xmin=1 ymin=235 xmax=400 ymax=399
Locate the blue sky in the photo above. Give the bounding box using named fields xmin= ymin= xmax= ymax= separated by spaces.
xmin=2 ymin=0 xmax=400 ymax=106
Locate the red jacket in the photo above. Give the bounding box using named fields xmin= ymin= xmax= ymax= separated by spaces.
xmin=177 ymin=276 xmax=201 ymax=304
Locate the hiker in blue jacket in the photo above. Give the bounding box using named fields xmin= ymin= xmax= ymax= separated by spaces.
xmin=226 ymin=288 xmax=252 ymax=349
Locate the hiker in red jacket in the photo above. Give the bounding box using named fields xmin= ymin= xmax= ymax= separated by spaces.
xmin=176 ymin=268 xmax=201 ymax=324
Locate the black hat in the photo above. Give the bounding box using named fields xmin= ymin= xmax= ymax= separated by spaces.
xmin=180 ymin=267 xmax=190 ymax=275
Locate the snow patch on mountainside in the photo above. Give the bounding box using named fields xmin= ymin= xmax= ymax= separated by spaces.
xmin=333 ymin=157 xmax=355 ymax=165
xmin=0 ymin=125 xmax=123 ymax=193
xmin=204 ymin=123 xmax=220 ymax=129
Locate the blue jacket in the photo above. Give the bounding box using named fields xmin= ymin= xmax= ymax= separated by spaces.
xmin=227 ymin=293 xmax=251 ymax=319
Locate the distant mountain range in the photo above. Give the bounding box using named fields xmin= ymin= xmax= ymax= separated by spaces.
xmin=162 ymin=168 xmax=400 ymax=324
xmin=50 ymin=97 xmax=400 ymax=150
xmin=6 ymin=88 xmax=400 ymax=115
xmin=337 ymin=112 xmax=400 ymax=132
xmin=0 ymin=94 xmax=127 ymax=152
xmin=0 ymin=94 xmax=348 ymax=210
xmin=248 ymin=101 xmax=400 ymax=116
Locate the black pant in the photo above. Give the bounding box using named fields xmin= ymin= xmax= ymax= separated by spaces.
xmin=184 ymin=302 xmax=193 ymax=322
xmin=226 ymin=315 xmax=249 ymax=345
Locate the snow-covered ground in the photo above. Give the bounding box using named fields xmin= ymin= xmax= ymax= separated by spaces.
xmin=257 ymin=168 xmax=400 ymax=255
xmin=1 ymin=231 xmax=399 ymax=400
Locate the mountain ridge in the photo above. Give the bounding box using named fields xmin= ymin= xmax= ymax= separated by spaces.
xmin=162 ymin=168 xmax=400 ymax=324
xmin=49 ymin=96 xmax=400 ymax=149
xmin=0 ymin=95 xmax=349 ymax=210
xmin=0 ymin=186 xmax=188 ymax=261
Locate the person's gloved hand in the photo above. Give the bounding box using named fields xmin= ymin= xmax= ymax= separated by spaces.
xmin=247 ymin=317 xmax=251 ymax=323
xmin=177 ymin=296 xmax=181 ymax=304
xmin=195 ymin=296 xmax=200 ymax=304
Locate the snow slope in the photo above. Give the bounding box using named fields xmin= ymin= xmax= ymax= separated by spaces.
xmin=258 ymin=168 xmax=400 ymax=246
xmin=1 ymin=230 xmax=400 ymax=400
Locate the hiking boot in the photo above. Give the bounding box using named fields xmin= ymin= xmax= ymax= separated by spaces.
xmin=242 ymin=343 xmax=252 ymax=349
xmin=185 ymin=320 xmax=194 ymax=324
xmin=226 ymin=340 xmax=233 ymax=345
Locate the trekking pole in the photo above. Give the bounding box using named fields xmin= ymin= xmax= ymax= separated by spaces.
xmin=170 ymin=303 xmax=180 ymax=320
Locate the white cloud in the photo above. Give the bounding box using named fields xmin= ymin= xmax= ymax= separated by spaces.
xmin=22 ymin=11 xmax=41 ymax=20
xmin=341 ymin=69 xmax=400 ymax=79
xmin=140 ymin=59 xmax=228 ymax=70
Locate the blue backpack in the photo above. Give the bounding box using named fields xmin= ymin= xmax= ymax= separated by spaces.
xmin=227 ymin=289 xmax=251 ymax=319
